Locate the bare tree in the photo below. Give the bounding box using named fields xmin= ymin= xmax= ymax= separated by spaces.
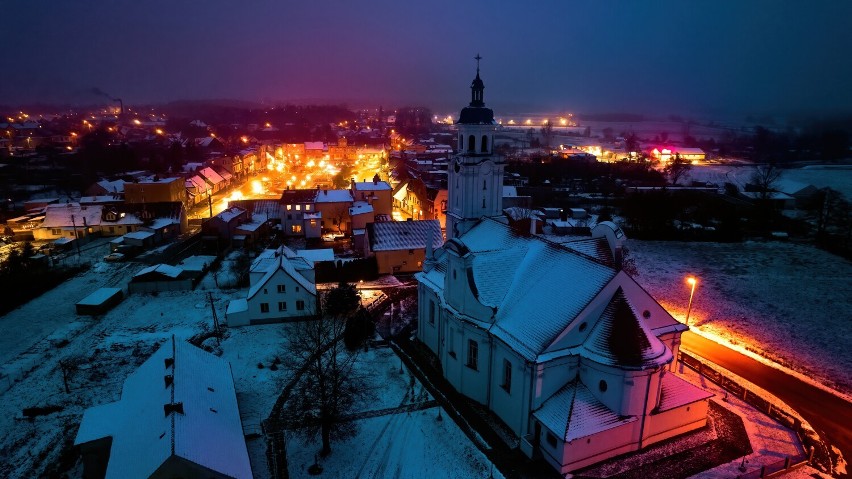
xmin=540 ymin=120 xmax=554 ymax=148
xmin=664 ymin=153 xmax=691 ymax=186
xmin=282 ymin=283 xmax=365 ymax=456
xmin=750 ymin=162 xmax=782 ymax=201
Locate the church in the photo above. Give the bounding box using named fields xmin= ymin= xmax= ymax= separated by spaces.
xmin=415 ymin=60 xmax=713 ymax=474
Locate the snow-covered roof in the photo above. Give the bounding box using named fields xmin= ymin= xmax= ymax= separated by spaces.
xmin=353 ymin=180 xmax=392 ymax=191
xmin=124 ymin=231 xmax=155 ymax=240
xmin=179 ymin=255 xmax=216 ymax=273
xmin=216 ymin=207 xmax=246 ymax=224
xmin=295 ymin=249 xmax=335 ymax=263
xmin=134 ymin=264 xmax=184 ymax=279
xmin=533 ymin=381 xmax=637 ymax=442
xmin=502 ymin=185 xmax=518 ymax=197
xmin=199 ymin=167 xmax=225 ymax=185
xmin=41 ymin=203 xmax=103 ymax=228
xmin=656 ymin=372 xmax=714 ymax=412
xmin=188 ymin=175 xmax=207 ymax=190
xmin=96 ymin=179 xmax=125 ymax=193
xmin=74 ymin=338 xmax=252 ymax=479
xmin=77 ymin=288 xmax=123 ymax=307
xmin=367 ymin=220 xmax=442 ymax=252
xmin=226 ymin=298 xmax=248 ymax=315
xmin=349 ymin=201 xmax=374 ymax=216
xmin=247 ymin=255 xmax=316 ymax=300
xmin=315 ymin=189 xmax=353 ymax=203
xmin=579 ymin=287 xmax=672 ymax=370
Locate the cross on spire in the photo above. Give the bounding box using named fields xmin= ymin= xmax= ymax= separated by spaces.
xmin=475 ymin=54 xmax=482 ymax=73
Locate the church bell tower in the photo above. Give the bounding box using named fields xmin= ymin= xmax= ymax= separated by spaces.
xmin=446 ymin=55 xmax=505 ymax=240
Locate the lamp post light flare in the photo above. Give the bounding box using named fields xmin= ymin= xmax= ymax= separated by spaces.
xmin=685 ymin=276 xmax=697 ymax=326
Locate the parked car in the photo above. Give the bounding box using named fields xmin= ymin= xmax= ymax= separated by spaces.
xmin=103 ymin=252 xmax=126 ymax=262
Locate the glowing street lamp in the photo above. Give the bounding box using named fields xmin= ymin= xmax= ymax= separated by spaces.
xmin=685 ymin=276 xmax=698 ymax=326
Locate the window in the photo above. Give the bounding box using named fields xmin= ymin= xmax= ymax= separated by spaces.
xmin=108 ymin=226 xmax=115 ymax=233
xmin=467 ymin=340 xmax=478 ymax=370
xmin=428 ymin=301 xmax=435 ymax=325
xmin=546 ymin=432 xmax=558 ymax=448
xmin=295 ymin=205 xmax=301 ymax=211
xmin=483 ymin=180 xmax=487 ymax=190
xmin=310 ymin=220 xmax=317 ymax=227
xmin=278 ymin=301 xmax=287 ymax=311
xmin=277 ymin=284 xmax=286 ymax=293
xmin=481 ymin=135 xmax=488 ymax=153
xmin=295 ymin=287 xmax=300 ymax=292
xmin=260 ymin=303 xmax=270 ymax=313
xmin=51 ymin=229 xmax=61 ymax=235
xmin=287 ymin=205 xmax=292 ymax=210
xmin=291 ymin=225 xmax=302 ymax=233
xmin=263 ymin=288 xmax=268 ymax=294
xmin=305 ymin=205 xmax=311 ymax=211
xmin=296 ymin=300 xmax=305 ymax=311
xmin=408 ymin=249 xmax=414 ymax=255
xmin=501 ymin=359 xmax=512 ymax=393
xmin=599 ymin=379 xmax=608 ymax=393
xmin=468 ymin=135 xmax=475 ymax=152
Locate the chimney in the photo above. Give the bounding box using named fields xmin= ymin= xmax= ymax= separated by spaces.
xmin=163 ymin=402 xmax=184 ymax=416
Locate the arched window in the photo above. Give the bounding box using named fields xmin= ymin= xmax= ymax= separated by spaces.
xmin=468 ymin=135 xmax=475 ymax=152
xmin=483 ymin=180 xmax=487 ymax=190
xmin=481 ymin=135 xmax=488 ymax=153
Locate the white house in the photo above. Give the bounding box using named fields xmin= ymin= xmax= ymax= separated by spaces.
xmin=226 ymin=248 xmax=318 ymax=327
xmin=415 ymin=65 xmax=712 ymax=475
xmin=74 ymin=337 xmax=252 ymax=479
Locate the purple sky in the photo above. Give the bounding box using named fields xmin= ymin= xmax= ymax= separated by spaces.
xmin=2 ymin=1 xmax=851 ymax=117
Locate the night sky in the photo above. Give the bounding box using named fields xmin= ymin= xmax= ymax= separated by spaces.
xmin=3 ymin=0 xmax=852 ymax=117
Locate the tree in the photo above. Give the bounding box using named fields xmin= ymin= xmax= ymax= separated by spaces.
xmin=283 ymin=283 xmax=365 ymax=456
xmin=540 ymin=120 xmax=554 ymax=148
xmin=749 ymin=162 xmax=782 ymax=201
xmin=664 ymin=153 xmax=691 ymax=185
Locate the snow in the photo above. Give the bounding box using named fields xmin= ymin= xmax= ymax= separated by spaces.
xmin=134 ymin=264 xmax=184 ymax=279
xmin=178 ymin=255 xmax=216 ymax=273
xmin=124 ymin=231 xmax=154 ymax=240
xmin=685 ymin=164 xmax=852 ymax=199
xmin=314 ymin=189 xmax=353 ymax=203
xmin=295 ymin=248 xmax=334 ymax=263
xmin=628 ymin=239 xmax=852 ymax=397
xmin=77 ymin=287 xmax=123 ymax=306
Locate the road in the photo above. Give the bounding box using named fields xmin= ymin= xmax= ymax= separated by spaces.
xmin=682 ymin=331 xmax=852 ymax=474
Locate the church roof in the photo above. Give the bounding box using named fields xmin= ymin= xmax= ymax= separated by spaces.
xmin=579 ymin=287 xmax=672 ymax=370
xmin=458 ymin=106 xmax=495 ymax=125
xmin=533 ymin=380 xmax=637 ymax=442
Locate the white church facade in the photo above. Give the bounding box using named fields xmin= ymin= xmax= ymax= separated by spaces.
xmin=416 ymin=62 xmax=713 ymax=474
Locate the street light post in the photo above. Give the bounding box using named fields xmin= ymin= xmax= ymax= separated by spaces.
xmin=685 ymin=276 xmax=697 ymax=326
xmin=207 ymin=188 xmax=213 ymax=219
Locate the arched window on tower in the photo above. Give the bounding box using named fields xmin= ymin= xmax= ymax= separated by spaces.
xmin=468 ymin=135 xmax=475 ymax=152
xmin=481 ymin=135 xmax=488 ymax=153
xmin=483 ymin=180 xmax=487 ymax=190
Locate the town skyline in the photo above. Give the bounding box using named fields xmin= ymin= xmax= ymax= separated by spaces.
xmin=3 ymin=1 xmax=852 ymax=118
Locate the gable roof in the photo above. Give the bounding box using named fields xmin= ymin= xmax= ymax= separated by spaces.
xmin=353 ymin=180 xmax=392 ymax=191
xmin=74 ymin=338 xmax=252 ymax=479
xmin=247 ymin=255 xmax=317 ymax=299
xmin=366 ymin=220 xmax=442 ymax=252
xmin=315 ymin=189 xmax=353 ymax=203
xmin=280 ymin=188 xmax=318 ymax=204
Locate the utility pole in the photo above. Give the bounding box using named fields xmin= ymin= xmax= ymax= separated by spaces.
xmin=208 ymin=292 xmax=221 ymax=345
xmin=70 ymin=214 xmax=80 ymax=257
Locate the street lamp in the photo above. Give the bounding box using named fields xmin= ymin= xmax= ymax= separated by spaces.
xmin=685 ymin=276 xmax=697 ymax=326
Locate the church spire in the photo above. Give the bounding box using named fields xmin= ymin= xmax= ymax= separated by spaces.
xmin=470 ymin=54 xmax=485 ymax=107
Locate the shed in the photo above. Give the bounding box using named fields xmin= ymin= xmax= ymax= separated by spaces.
xmin=76 ymin=288 xmax=124 ymax=315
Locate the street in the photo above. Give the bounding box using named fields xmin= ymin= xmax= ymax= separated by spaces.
xmin=682 ymin=331 xmax=852 ymax=475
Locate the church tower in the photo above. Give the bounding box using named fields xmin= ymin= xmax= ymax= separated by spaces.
xmin=446 ymin=55 xmax=506 ymax=240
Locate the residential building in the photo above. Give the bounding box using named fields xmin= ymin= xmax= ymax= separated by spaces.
xmin=365 ymin=219 xmax=442 ymax=274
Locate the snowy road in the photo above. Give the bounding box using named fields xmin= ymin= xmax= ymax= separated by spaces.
xmin=682 ymin=331 xmax=852 ymax=476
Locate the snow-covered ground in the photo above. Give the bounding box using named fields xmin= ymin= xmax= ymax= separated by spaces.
xmin=628 ymin=239 xmax=852 ymax=397
xmin=686 ymin=164 xmax=852 ymax=199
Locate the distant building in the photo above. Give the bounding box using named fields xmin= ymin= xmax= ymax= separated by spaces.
xmin=365 ymin=219 xmax=442 ymax=274
xmin=75 ymin=337 xmax=252 ymax=479
xmin=124 ymin=177 xmax=186 ymax=206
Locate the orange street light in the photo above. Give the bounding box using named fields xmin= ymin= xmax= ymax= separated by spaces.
xmin=685 ymin=276 xmax=697 ymax=326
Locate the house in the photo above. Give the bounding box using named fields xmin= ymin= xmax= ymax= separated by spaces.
xmin=314 ymin=189 xmax=354 ymax=234
xmin=202 ymin=207 xmax=248 ymax=242
xmin=85 ymin=179 xmax=125 ymax=198
xmin=415 ymin=66 xmax=712 ymax=475
xmin=349 ymin=201 xmax=374 ymax=231
xmin=74 ymin=337 xmax=252 ymax=479
xmin=351 ymin=177 xmax=393 ymax=218
xmin=280 ymin=189 xmax=320 ymax=236
xmin=198 ymin=167 xmax=226 ymax=195
xmin=365 ymin=220 xmax=442 ymax=274
xmin=225 ymin=250 xmax=318 ymax=327
xmin=124 ymin=177 xmax=186 ymax=206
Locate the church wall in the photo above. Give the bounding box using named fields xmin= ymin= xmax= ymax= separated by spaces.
xmin=642 ymin=399 xmax=710 ymax=448
xmin=417 ymin=283 xmax=441 ymax=355
xmin=444 ymin=319 xmax=491 ymax=405
xmin=444 ymin=252 xmax=493 ymax=321
xmin=489 ymin=340 xmax=533 ymax=437
xmin=579 ymin=359 xmax=658 ymax=417
xmin=533 ymin=355 xmax=579 ymax=410
xmin=547 ymin=422 xmax=640 ymax=474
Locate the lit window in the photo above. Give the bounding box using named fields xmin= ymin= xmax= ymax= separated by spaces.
xmin=291 ymin=225 xmax=302 ymax=233
xmin=286 ymin=205 xmax=292 ymax=210
xmin=296 ymin=205 xmax=301 ymax=211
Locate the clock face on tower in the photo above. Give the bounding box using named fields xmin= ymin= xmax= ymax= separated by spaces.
xmin=481 ymin=161 xmax=493 ymax=175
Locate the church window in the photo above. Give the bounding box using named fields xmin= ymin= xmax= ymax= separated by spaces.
xmin=481 ymin=135 xmax=488 ymax=153
xmin=483 ymin=180 xmax=487 ymax=191
xmin=599 ymin=379 xmax=608 ymax=393
xmin=501 ymin=359 xmax=512 ymax=393
xmin=459 ymin=133 xmax=463 ymax=150
xmin=467 ymin=340 xmax=478 ymax=370
xmin=546 ymin=432 xmax=557 ymax=448
xmin=482 ymin=198 xmax=486 ymax=208
xmin=428 ymin=301 xmax=435 ymax=324
xmin=579 ymin=322 xmax=588 ymax=332
xmin=468 ymin=135 xmax=475 ymax=152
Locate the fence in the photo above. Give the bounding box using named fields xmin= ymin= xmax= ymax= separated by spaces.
xmin=679 ymin=352 xmax=815 ymax=478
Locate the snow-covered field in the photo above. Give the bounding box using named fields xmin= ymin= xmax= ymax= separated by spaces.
xmin=686 ymin=164 xmax=852 ymax=199
xmin=628 ymin=239 xmax=852 ymax=396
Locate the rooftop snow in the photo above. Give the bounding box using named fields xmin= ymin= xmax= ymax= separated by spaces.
xmin=296 ymin=249 xmax=335 ymax=263
xmin=134 ymin=264 xmax=184 ymax=279
xmin=656 ymin=372 xmax=714 ymax=412
xmin=74 ymin=338 xmax=252 ymax=479
xmin=350 ymin=201 xmax=374 ymax=216
xmin=353 ymin=181 xmax=392 ymax=191
xmin=77 ymin=288 xmax=123 ymax=306
xmin=315 ymin=189 xmax=353 ymax=203
xmin=367 ymin=220 xmax=442 ymax=252
xmin=533 ymin=381 xmax=637 ymax=442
